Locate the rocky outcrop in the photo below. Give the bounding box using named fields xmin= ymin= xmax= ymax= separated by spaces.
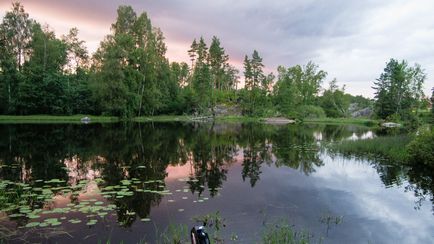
xmin=213 ymin=104 xmax=242 ymax=116
xmin=349 ymin=103 xmax=373 ymax=118
xmin=351 ymin=107 xmax=373 ymax=118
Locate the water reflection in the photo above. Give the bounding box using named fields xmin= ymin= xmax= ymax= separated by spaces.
xmin=0 ymin=122 xmax=432 ymax=243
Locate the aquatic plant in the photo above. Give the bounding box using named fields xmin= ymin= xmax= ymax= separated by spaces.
xmin=157 ymin=223 xmax=189 ymax=244
xmin=329 ymin=135 xmax=412 ymax=163
xmin=262 ymin=221 xmax=311 ymax=244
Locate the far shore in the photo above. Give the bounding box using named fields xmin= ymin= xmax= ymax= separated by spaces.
xmin=0 ymin=115 xmax=379 ymax=126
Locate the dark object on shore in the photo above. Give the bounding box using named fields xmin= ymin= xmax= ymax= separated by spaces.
xmin=191 ymin=226 xmax=210 ymax=244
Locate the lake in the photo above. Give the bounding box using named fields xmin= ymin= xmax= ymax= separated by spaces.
xmin=0 ymin=122 xmax=433 ymax=243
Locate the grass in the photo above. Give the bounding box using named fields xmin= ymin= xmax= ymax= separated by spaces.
xmin=329 ymin=135 xmax=412 ymax=163
xmin=262 ymin=222 xmax=311 ymax=244
xmin=0 ymin=115 xmax=118 ymax=124
xmin=304 ymin=117 xmax=378 ymax=126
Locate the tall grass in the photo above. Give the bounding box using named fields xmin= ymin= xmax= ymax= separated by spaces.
xmin=329 ymin=135 xmax=412 ymax=163
xmin=262 ymin=222 xmax=311 ymax=244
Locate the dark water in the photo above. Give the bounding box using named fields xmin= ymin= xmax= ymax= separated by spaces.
xmin=0 ymin=122 xmax=433 ymax=243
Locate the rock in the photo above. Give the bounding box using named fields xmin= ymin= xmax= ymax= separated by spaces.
xmin=348 ymin=103 xmax=359 ymax=113
xmin=213 ymin=104 xmax=242 ymax=116
xmin=381 ymin=122 xmax=402 ymax=128
xmin=351 ymin=107 xmax=373 ymax=118
xmin=263 ymin=117 xmax=296 ymax=125
xmin=81 ymin=116 xmax=91 ymax=124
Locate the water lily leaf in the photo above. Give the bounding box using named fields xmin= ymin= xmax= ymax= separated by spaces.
xmin=27 ymin=214 xmax=40 ymax=219
xmin=26 ymin=222 xmax=40 ymax=228
xmin=86 ymin=220 xmax=97 ymax=225
xmin=69 ymin=219 xmax=81 ymax=224
xmin=45 ymin=218 xmax=59 ymax=223
xmin=50 ymin=222 xmax=61 ymax=226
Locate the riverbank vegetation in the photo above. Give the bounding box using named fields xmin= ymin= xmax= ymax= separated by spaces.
xmin=0 ymin=115 xmax=118 ymax=123
xmin=330 ymin=127 xmax=433 ymax=166
xmin=1 ymin=2 xmax=432 ymax=126
xmin=329 ymin=135 xmax=412 ymax=163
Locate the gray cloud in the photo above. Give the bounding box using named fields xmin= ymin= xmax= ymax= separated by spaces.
xmin=1 ymin=0 xmax=433 ymax=96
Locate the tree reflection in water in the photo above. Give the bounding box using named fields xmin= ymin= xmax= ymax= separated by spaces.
xmin=0 ymin=122 xmax=433 ymax=232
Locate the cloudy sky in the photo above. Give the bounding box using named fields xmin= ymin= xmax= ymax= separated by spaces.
xmin=1 ymin=0 xmax=434 ymax=97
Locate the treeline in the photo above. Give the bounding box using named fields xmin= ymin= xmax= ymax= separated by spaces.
xmin=0 ymin=3 xmax=430 ymax=120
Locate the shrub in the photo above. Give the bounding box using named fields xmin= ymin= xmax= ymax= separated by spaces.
xmin=407 ymin=129 xmax=434 ymax=166
xmin=296 ymin=105 xmax=326 ymax=119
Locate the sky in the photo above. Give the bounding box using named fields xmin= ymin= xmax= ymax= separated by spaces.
xmin=1 ymin=0 xmax=434 ymax=97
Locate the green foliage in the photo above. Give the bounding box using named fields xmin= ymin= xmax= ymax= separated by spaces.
xmin=407 ymin=129 xmax=434 ymax=166
xmin=186 ymin=37 xmax=240 ymax=114
xmin=319 ymin=79 xmax=350 ymax=118
xmin=297 ymin=105 xmax=326 ymax=119
xmin=330 ymin=135 xmax=412 ymax=163
xmin=241 ymin=51 xmax=273 ymax=116
xmin=157 ymin=224 xmax=189 ymax=244
xmin=239 ymin=87 xmax=272 ymax=117
xmin=262 ymin=222 xmax=310 ymax=244
xmin=373 ymin=59 xmax=426 ymax=121
xmin=431 ymin=88 xmax=434 ymax=116
xmin=0 ymin=2 xmax=428 ymax=123
xmin=274 ymin=62 xmax=327 ymax=118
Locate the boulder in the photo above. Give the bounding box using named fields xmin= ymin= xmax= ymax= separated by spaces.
xmin=81 ymin=116 xmax=91 ymax=124
xmin=381 ymin=122 xmax=402 ymax=128
xmin=263 ymin=117 xmax=296 ymax=125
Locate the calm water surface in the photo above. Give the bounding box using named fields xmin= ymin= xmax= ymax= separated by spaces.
xmin=0 ymin=122 xmax=433 ymax=243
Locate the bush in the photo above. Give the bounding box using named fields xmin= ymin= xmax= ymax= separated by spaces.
xmin=407 ymin=129 xmax=434 ymax=166
xmin=296 ymin=105 xmax=326 ymax=119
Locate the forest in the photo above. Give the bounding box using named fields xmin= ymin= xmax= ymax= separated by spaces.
xmin=0 ymin=2 xmax=432 ymax=123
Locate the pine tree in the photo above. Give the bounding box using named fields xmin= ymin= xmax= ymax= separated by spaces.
xmin=243 ymin=55 xmax=253 ymax=90
xmin=208 ymin=36 xmax=228 ymax=90
xmin=250 ymin=50 xmax=265 ymax=88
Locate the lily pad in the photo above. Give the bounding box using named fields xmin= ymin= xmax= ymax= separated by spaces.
xmin=86 ymin=219 xmax=97 ymax=226
xmin=25 ymin=222 xmax=40 ymax=228
xmin=69 ymin=219 xmax=82 ymax=224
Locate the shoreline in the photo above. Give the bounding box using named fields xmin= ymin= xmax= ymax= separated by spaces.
xmin=0 ymin=115 xmax=379 ymax=126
